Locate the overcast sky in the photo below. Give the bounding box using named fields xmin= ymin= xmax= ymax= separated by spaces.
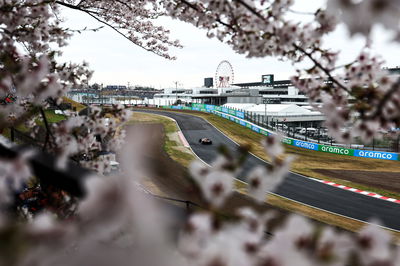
xmin=59 ymin=1 xmax=400 ymax=89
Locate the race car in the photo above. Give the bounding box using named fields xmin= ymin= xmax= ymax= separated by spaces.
xmin=199 ymin=138 xmax=212 ymax=145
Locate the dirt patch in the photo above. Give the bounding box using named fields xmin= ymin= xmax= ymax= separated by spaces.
xmin=125 ymin=124 xmax=195 ymax=200
xmin=313 ymin=169 xmax=400 ymax=193
xmin=127 ymin=122 xmax=360 ymax=234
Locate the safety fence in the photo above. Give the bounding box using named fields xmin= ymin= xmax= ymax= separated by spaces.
xmin=162 ymin=104 xmax=400 ymax=161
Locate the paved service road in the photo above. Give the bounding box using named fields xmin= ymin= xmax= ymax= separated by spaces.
xmin=137 ymin=109 xmax=400 ymax=231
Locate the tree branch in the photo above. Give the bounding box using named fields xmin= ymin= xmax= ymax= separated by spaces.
xmin=293 ymin=44 xmax=350 ymax=93
xmin=40 ymin=108 xmax=55 ymax=151
xmin=178 ymin=0 xmax=237 ymax=31
xmin=368 ymin=77 xmax=400 ymax=120
xmin=55 ymin=1 xmax=173 ymax=58
xmin=0 ymin=106 xmax=41 ymax=132
xmin=234 ymin=0 xmax=267 ymax=22
xmin=288 ymin=8 xmax=315 ymax=15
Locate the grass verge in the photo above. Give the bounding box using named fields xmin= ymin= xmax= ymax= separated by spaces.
xmin=130 ymin=111 xmax=400 ymax=239
xmin=2 ymin=109 xmax=67 ymax=140
xmin=127 ymin=112 xmax=195 ymax=167
xmin=62 ymin=96 xmax=86 ymax=112
xmin=162 ymin=110 xmax=400 ymax=199
xmin=232 ymin=178 xmax=368 ymax=232
xmin=36 ymin=110 xmax=66 ymax=125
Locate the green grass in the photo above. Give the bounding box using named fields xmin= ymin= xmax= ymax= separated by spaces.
xmin=45 ymin=110 xmax=66 ymax=123
xmin=2 ymin=97 xmax=80 ymax=140
xmin=159 ymin=109 xmax=400 ymax=199
xmin=34 ymin=110 xmax=66 ymax=128
xmin=2 ymin=109 xmax=67 ymax=141
xmin=133 ymin=110 xmax=400 ymax=240
xmin=2 ymin=118 xmax=31 ymax=139
xmin=35 ymin=110 xmax=66 ymax=125
xmin=62 ymin=96 xmax=86 ymax=112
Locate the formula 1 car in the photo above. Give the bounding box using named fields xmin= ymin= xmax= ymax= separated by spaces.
xmin=199 ymin=138 xmax=212 ymax=145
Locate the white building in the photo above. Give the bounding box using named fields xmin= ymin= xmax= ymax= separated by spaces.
xmin=223 ymin=103 xmax=324 ymax=123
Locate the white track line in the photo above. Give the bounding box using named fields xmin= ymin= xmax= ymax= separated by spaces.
xmin=139 ymin=110 xmax=400 ymax=233
xmin=209 ymin=111 xmax=400 ymax=205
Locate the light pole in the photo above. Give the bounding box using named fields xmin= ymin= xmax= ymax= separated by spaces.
xmin=175 ymin=82 xmax=177 ymax=104
xmin=127 ymin=82 xmax=130 ymax=105
xmin=262 ymin=98 xmax=269 ymax=127
xmin=264 ymin=101 xmax=266 ymax=126
xmin=173 ymin=81 xmax=180 ymax=104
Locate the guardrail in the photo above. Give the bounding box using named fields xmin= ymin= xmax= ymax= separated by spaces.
xmin=161 ymin=104 xmax=400 ymax=161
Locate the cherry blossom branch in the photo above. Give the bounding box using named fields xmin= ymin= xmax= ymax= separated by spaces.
xmin=288 ymin=8 xmax=315 ymax=15
xmin=1 ymin=106 xmax=41 ymax=131
xmin=66 ymin=25 xmax=104 ymax=34
xmin=56 ymin=1 xmax=180 ymax=59
xmin=293 ymin=44 xmax=350 ymax=93
xmin=234 ymin=0 xmax=267 ymax=21
xmin=368 ymin=77 xmax=400 ymax=120
xmin=0 ymin=0 xmax=53 ymax=10
xmin=332 ymin=60 xmax=356 ymax=70
xmin=55 ymin=1 xmax=153 ymax=53
xmin=178 ymin=0 xmax=249 ymax=31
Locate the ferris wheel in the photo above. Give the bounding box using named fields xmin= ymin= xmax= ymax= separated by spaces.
xmin=215 ymin=60 xmax=234 ymax=88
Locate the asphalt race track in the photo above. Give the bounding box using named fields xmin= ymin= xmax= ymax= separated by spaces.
xmin=137 ymin=109 xmax=400 ymax=230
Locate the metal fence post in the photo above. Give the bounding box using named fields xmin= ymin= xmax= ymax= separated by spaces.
xmin=305 ymin=128 xmax=308 ymax=141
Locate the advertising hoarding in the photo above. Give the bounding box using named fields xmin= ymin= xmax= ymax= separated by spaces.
xmin=318 ymin=145 xmax=354 ymax=156
xmin=354 ymin=150 xmax=398 ymax=161
xmin=282 ymin=138 xmax=293 ymax=145
xmin=293 ymin=140 xmax=319 ymax=151
xmin=205 ymin=104 xmax=215 ymax=112
xmin=160 ymin=105 xmax=400 ymax=161
xmin=251 ymin=125 xmax=260 ymax=133
xmin=236 ymin=111 xmax=245 ymax=119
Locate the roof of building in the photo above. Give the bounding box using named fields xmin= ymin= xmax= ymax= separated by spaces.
xmin=223 ymin=103 xmax=314 ymax=114
xmin=232 ymin=68 xmax=400 ymax=88
xmin=233 ymin=79 xmax=292 ymax=88
xmin=223 ymin=103 xmax=255 ymax=109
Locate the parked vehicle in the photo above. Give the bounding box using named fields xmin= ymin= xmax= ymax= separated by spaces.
xmin=299 ymin=127 xmax=317 ymax=135
xmin=294 ymin=127 xmax=303 ymax=133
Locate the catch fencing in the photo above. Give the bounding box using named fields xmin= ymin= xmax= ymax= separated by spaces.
xmin=162 ymin=104 xmax=400 ymax=161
